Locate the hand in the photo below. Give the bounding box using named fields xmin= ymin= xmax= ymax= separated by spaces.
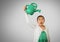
xmin=40 ymin=25 xmax=46 ymax=30
xmin=24 ymin=6 xmax=26 ymax=11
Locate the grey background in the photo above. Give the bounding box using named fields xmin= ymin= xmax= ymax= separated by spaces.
xmin=0 ymin=0 xmax=60 ymax=42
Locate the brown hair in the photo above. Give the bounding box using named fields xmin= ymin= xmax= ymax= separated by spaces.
xmin=37 ymin=15 xmax=45 ymax=21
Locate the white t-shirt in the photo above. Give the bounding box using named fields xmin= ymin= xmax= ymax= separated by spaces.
xmin=33 ymin=25 xmax=49 ymax=42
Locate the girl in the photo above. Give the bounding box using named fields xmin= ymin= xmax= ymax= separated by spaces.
xmin=24 ymin=6 xmax=50 ymax=42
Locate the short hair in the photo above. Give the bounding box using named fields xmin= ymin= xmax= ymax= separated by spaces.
xmin=37 ymin=15 xmax=45 ymax=21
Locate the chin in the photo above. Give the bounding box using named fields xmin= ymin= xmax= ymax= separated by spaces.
xmin=39 ymin=24 xmax=43 ymax=25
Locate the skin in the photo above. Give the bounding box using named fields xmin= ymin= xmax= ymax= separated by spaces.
xmin=24 ymin=6 xmax=26 ymax=11
xmin=37 ymin=17 xmax=46 ymax=30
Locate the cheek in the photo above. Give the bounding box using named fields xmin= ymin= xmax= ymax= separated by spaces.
xmin=42 ymin=20 xmax=45 ymax=23
xmin=37 ymin=20 xmax=41 ymax=24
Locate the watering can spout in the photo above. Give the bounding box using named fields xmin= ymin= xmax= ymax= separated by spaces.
xmin=35 ymin=9 xmax=41 ymax=13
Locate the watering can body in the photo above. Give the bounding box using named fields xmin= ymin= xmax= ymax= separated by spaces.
xmin=25 ymin=3 xmax=41 ymax=15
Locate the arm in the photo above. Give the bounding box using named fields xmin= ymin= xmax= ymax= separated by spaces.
xmin=24 ymin=6 xmax=36 ymax=28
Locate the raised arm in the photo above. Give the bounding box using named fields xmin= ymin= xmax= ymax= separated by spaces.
xmin=24 ymin=6 xmax=36 ymax=29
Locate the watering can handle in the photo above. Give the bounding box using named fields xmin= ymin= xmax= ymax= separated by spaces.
xmin=31 ymin=3 xmax=37 ymax=9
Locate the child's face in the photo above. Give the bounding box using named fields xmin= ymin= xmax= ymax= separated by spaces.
xmin=37 ymin=17 xmax=45 ymax=26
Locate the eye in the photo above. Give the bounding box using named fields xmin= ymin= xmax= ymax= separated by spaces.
xmin=38 ymin=18 xmax=40 ymax=20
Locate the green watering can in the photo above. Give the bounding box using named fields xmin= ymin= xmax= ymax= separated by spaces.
xmin=25 ymin=3 xmax=41 ymax=15
xmin=38 ymin=31 xmax=48 ymax=42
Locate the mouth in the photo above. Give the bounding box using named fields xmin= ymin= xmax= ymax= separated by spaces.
xmin=40 ymin=22 xmax=43 ymax=24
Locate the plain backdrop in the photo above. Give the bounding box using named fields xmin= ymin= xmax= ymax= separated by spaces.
xmin=1 ymin=0 xmax=60 ymax=42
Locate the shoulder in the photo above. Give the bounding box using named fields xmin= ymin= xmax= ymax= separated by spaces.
xmin=45 ymin=25 xmax=49 ymax=30
xmin=45 ymin=25 xmax=49 ymax=32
